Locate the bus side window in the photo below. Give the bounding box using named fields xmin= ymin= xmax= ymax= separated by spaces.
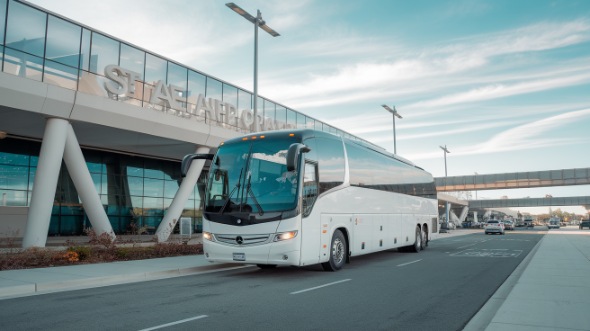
xmin=302 ymin=161 xmax=319 ymax=217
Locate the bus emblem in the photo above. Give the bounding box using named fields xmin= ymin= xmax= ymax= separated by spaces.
xmin=236 ymin=236 xmax=244 ymax=245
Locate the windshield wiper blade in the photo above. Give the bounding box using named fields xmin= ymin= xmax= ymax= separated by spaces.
xmin=246 ymin=173 xmax=264 ymax=216
xmin=220 ymin=167 xmax=243 ymax=215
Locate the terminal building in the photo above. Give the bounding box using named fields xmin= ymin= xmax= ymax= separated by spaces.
xmin=0 ymin=0 xmax=369 ymax=247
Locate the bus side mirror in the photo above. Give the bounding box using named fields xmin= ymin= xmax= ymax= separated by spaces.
xmin=181 ymin=153 xmax=214 ymax=177
xmin=286 ymin=143 xmax=310 ymax=172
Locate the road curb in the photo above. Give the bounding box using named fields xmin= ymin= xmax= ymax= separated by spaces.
xmin=462 ymin=233 xmax=545 ymax=331
xmin=0 ymin=263 xmax=246 ymax=300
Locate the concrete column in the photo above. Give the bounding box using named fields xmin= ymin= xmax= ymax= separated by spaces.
xmin=23 ymin=118 xmax=69 ymax=248
xmin=63 ymin=124 xmax=115 ymax=240
xmin=155 ymin=146 xmax=210 ymax=242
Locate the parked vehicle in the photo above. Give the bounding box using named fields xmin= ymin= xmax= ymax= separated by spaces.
xmin=580 ymin=220 xmax=590 ymax=230
xmin=484 ymin=220 xmax=505 ymax=235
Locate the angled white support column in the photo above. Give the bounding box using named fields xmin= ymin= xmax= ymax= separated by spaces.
xmin=64 ymin=124 xmax=115 ymax=240
xmin=459 ymin=206 xmax=469 ymax=223
xmin=155 ymin=146 xmax=210 ymax=242
xmin=23 ymin=118 xmax=69 ymax=248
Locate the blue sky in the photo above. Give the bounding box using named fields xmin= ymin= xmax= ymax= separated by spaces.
xmin=27 ymin=0 xmax=590 ymax=214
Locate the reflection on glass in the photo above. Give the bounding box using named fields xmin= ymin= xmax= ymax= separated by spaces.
xmin=89 ymin=32 xmax=119 ymax=75
xmin=5 ymin=1 xmax=46 ymax=57
xmin=80 ymin=29 xmax=90 ymax=71
xmin=0 ymin=0 xmax=7 ymax=44
xmin=119 ymin=43 xmax=144 ymax=78
xmin=44 ymin=60 xmax=77 ymax=90
xmin=46 ymin=15 xmax=80 ymax=68
xmin=206 ymin=77 xmax=222 ymax=100
xmin=3 ymin=48 xmax=43 ymax=80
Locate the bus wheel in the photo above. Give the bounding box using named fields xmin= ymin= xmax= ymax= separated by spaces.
xmin=322 ymin=230 xmax=347 ymax=271
xmin=410 ymin=226 xmax=422 ymax=253
xmin=256 ymin=264 xmax=277 ymax=269
xmin=420 ymin=227 xmax=428 ymax=250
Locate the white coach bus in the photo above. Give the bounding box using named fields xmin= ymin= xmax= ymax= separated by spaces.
xmin=181 ymin=130 xmax=439 ymax=271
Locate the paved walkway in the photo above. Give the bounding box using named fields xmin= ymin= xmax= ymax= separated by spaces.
xmin=1 ymin=229 xmax=589 ymax=331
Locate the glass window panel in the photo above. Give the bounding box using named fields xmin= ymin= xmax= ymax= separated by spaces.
xmin=286 ymin=109 xmax=297 ymax=128
xmin=127 ymin=167 xmax=143 ymax=178
xmin=127 ymin=176 xmax=143 ymax=196
xmin=89 ymin=32 xmax=119 ymax=75
xmin=119 ymin=43 xmax=144 ymax=79
xmin=263 ymin=100 xmax=276 ymax=130
xmin=296 ymin=112 xmax=306 ymax=129
xmin=314 ymin=120 xmax=323 ymax=131
xmin=0 ymin=189 xmax=28 ymax=206
xmin=45 ymin=15 xmax=80 ymax=68
xmin=80 ymin=28 xmax=90 ymax=71
xmin=0 ymin=151 xmax=29 ymax=165
xmin=275 ymin=106 xmax=286 ymax=128
xmin=167 ymin=61 xmax=187 ymax=108
xmin=0 ymin=164 xmax=28 ymax=190
xmin=238 ymin=89 xmax=251 ymax=111
xmin=144 ymin=53 xmax=166 ymax=84
xmin=5 ymin=1 xmax=46 ymax=57
xmin=143 ymin=197 xmax=163 ymax=209
xmin=144 ymin=178 xmax=164 ymax=197
xmin=187 ymin=70 xmax=206 ymax=104
xmin=90 ymin=173 xmax=101 ymax=194
xmin=43 ymin=59 xmax=78 ymax=90
xmin=206 ymin=77 xmax=222 ymax=99
xmin=223 ymin=83 xmax=237 ymax=107
xmin=0 ymin=0 xmax=6 ymax=44
xmin=164 ymin=180 xmax=178 ymax=199
xmin=3 ymin=48 xmax=43 ymax=80
xmin=28 ymin=168 xmax=36 ymax=190
xmin=167 ymin=61 xmax=186 ymax=88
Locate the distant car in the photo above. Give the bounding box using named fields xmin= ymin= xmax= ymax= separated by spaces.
xmin=580 ymin=221 xmax=590 ymax=230
xmin=485 ymin=220 xmax=505 ymax=235
xmin=502 ymin=220 xmax=514 ymax=230
xmin=547 ymin=219 xmax=561 ymax=229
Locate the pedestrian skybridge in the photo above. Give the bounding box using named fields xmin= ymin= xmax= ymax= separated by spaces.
xmin=435 ymin=168 xmax=590 ymax=192
xmin=469 ymin=196 xmax=590 ymax=209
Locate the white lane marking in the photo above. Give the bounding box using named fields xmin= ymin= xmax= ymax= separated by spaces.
xmin=396 ymin=259 xmax=422 ymax=267
xmin=290 ymin=279 xmax=351 ymax=295
xmin=138 ymin=315 xmax=208 ymax=331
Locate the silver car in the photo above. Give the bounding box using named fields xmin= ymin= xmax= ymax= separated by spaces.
xmin=485 ymin=220 xmax=505 ymax=235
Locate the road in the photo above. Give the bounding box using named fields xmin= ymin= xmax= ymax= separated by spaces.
xmin=1 ymin=230 xmax=544 ymax=331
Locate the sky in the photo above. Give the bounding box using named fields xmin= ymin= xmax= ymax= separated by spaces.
xmin=26 ymin=0 xmax=590 ymax=215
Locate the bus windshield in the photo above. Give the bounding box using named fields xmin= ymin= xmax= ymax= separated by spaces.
xmin=205 ymin=137 xmax=299 ymax=217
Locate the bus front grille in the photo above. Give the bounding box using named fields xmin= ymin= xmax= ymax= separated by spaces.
xmin=215 ymin=234 xmax=271 ymax=246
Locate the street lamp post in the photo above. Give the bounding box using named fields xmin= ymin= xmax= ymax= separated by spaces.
xmin=381 ymin=104 xmax=402 ymax=154
xmin=440 ymin=145 xmax=451 ymax=228
xmin=226 ymin=2 xmax=280 ymax=132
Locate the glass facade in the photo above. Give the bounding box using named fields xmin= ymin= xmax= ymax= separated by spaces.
xmin=0 ymin=138 xmax=205 ymax=235
xmin=0 ymin=0 xmax=372 ymax=235
xmin=0 ymin=0 xmax=367 ymax=138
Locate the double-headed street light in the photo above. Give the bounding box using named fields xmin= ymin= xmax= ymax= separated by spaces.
xmin=226 ymin=2 xmax=280 ymax=132
xmin=440 ymin=145 xmax=451 ymax=228
xmin=381 ymin=104 xmax=402 ymax=154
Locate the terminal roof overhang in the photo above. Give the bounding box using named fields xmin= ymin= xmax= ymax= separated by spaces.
xmin=0 ymin=72 xmax=229 ymax=161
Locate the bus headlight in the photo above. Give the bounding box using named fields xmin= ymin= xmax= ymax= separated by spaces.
xmin=274 ymin=231 xmax=298 ymax=242
xmin=202 ymin=231 xmax=213 ymax=241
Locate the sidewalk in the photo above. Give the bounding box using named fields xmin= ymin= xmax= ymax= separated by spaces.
xmin=465 ymin=229 xmax=590 ymax=331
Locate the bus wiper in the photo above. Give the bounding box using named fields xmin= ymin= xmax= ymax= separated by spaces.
xmin=245 ymin=172 xmax=264 ymax=216
xmin=220 ymin=167 xmax=243 ymax=215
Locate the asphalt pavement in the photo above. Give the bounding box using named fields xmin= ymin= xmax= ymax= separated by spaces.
xmin=1 ymin=228 xmax=589 ymax=331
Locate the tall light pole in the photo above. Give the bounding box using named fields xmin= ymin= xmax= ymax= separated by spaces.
xmin=226 ymin=2 xmax=280 ymax=132
xmin=382 ymin=104 xmax=402 ymax=154
xmin=440 ymin=145 xmax=451 ymax=228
